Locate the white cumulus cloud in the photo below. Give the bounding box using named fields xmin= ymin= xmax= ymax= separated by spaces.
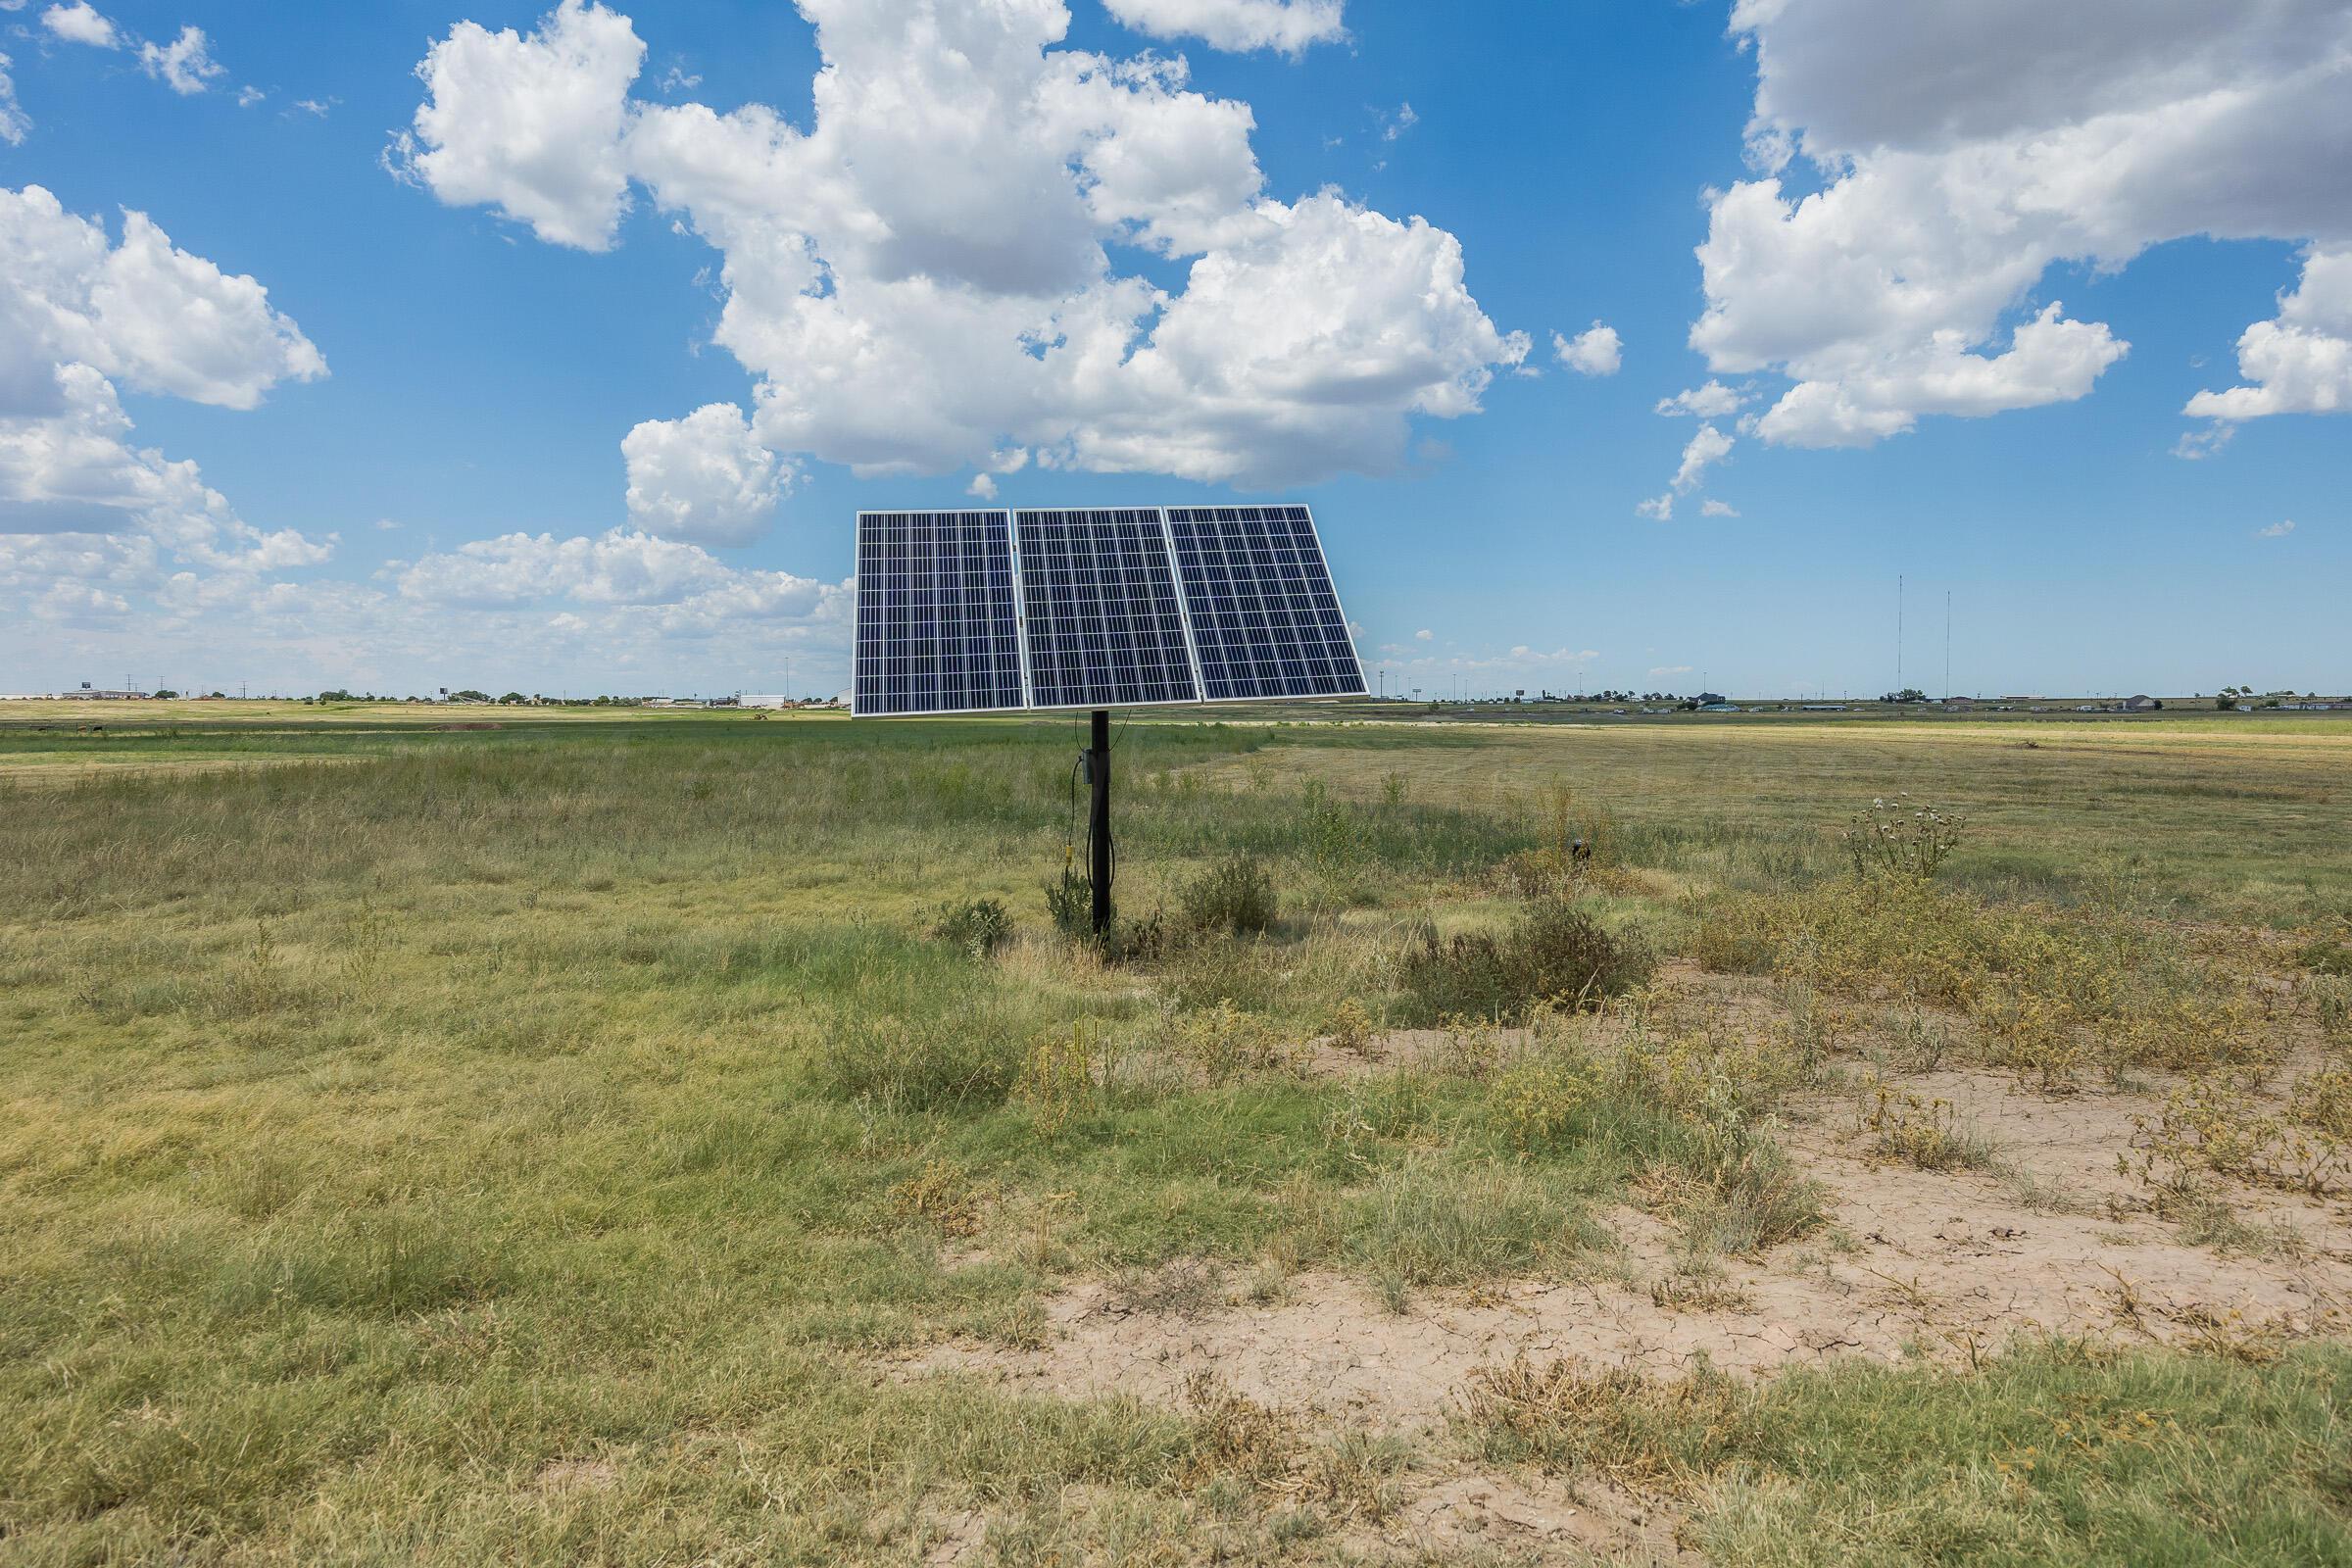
xmin=620 ymin=402 xmax=786 ymax=547
xmin=391 ymin=0 xmax=646 ymax=251
xmin=1672 ymin=424 xmax=1733 ymax=492
xmin=1655 ymin=380 xmax=1746 ymax=418
xmin=1553 ymin=320 xmax=1621 ymax=376
xmin=394 ymin=0 xmax=1529 ymax=491
xmin=2184 ymin=248 xmax=2352 ymax=421
xmin=1101 ymin=0 xmax=1347 ymax=57
xmin=1700 ymin=499 xmax=1740 ymax=517
xmin=41 ymin=1 xmax=118 ymax=48
xmin=1 ymin=183 xmax=333 ymax=638
xmin=0 ymin=55 xmax=27 ymax=145
xmin=2255 ymin=519 xmax=2296 ymax=539
xmin=1635 ymin=493 xmax=1672 ymax=521
xmin=0 ymin=185 xmax=326 ymax=413
xmin=137 ymin=24 xmax=223 ymax=94
xmin=1696 ymin=0 xmax=2352 ymax=449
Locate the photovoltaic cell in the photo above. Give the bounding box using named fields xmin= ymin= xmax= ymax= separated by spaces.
xmin=1013 ymin=509 xmax=1201 ymax=709
xmin=853 ymin=511 xmax=1025 ymax=715
xmin=1163 ymin=506 xmax=1366 ymax=701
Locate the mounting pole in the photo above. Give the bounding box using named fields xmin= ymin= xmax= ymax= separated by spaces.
xmin=1089 ymin=709 xmax=1112 ymax=937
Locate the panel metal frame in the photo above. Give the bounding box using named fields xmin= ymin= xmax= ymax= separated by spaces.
xmin=850 ymin=503 xmax=1368 ymax=715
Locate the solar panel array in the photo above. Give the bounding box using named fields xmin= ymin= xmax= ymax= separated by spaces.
xmin=853 ymin=505 xmax=1366 ymax=715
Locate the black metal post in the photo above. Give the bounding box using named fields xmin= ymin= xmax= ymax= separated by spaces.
xmin=1089 ymin=708 xmax=1111 ymax=936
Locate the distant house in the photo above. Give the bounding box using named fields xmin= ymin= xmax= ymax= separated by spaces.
xmin=2122 ymin=695 xmax=2160 ymax=711
xmin=1696 ymin=691 xmax=1728 ymax=706
xmin=1938 ymin=697 xmax=1977 ymax=710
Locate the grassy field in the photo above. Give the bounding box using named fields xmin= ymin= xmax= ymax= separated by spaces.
xmin=3 ymin=710 xmax=2348 ymax=1564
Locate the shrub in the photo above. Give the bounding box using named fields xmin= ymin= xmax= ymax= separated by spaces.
xmin=1180 ymin=853 xmax=1279 ymax=936
xmin=1394 ymin=899 xmax=1651 ymax=1025
xmin=930 ymin=896 xmax=1013 ymax=957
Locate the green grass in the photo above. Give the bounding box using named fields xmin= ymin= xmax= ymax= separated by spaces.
xmin=1527 ymin=1344 xmax=2352 ymax=1567
xmin=2 ymin=710 xmax=2347 ymax=1562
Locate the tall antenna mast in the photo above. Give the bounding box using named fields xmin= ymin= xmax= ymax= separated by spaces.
xmin=1944 ymin=591 xmax=1952 ymax=700
xmin=1896 ymin=574 xmax=1904 ymax=691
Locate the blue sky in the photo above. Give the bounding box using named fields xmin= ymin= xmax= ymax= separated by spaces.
xmin=1 ymin=0 xmax=2344 ymax=699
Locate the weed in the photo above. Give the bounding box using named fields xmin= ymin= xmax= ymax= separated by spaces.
xmin=1492 ymin=1053 xmax=1593 ymax=1152
xmin=888 ymin=1158 xmax=983 ymax=1236
xmin=931 ymin=897 xmax=1014 ymax=957
xmin=1110 ymin=1257 xmax=1226 ymax=1317
xmin=1180 ymin=854 xmax=1279 ymax=937
xmin=1178 ymin=1373 xmax=1294 ymax=1492
xmin=1343 ymin=1158 xmax=1604 ymax=1293
xmin=1466 ymin=1353 xmax=1745 ymax=1488
xmin=1170 ymin=999 xmax=1298 ymax=1078
xmin=1394 ymin=898 xmax=1650 ymax=1025
xmin=1017 ymin=1020 xmax=1106 ymax=1133
xmin=1865 ymin=1088 xmax=1998 ymax=1171
xmin=1649 ymin=1261 xmax=1755 ymax=1313
xmin=2315 ymin=976 xmax=2352 ymax=1045
xmin=2291 ymin=919 xmax=2352 ymax=976
xmin=2127 ymin=1071 xmax=2351 ymax=1200
xmin=1842 ymin=794 xmax=1966 ymax=882
xmin=1322 ymin=997 xmax=1377 ymax=1054
xmin=1044 ymin=861 xmax=1093 ymax=940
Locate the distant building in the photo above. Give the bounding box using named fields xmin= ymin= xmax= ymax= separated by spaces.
xmin=2122 ymin=695 xmax=2160 ymax=711
xmin=740 ymin=695 xmax=796 ymax=710
xmin=57 ymin=682 xmax=147 ymax=700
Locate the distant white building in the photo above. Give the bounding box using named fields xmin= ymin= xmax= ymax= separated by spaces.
xmin=740 ymin=695 xmax=795 ymax=710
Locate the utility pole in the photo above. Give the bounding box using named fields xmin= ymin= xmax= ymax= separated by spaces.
xmin=1896 ymin=574 xmax=1904 ymax=692
xmin=1944 ymin=591 xmax=1952 ymax=700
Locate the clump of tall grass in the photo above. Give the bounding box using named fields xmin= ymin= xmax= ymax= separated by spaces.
xmin=930 ymin=897 xmax=1014 ymax=957
xmin=1468 ymin=1353 xmax=1746 ymax=1487
xmin=1342 ymin=1157 xmax=1610 ymax=1306
xmin=1493 ymin=1014 xmax=1825 ymax=1255
xmin=812 ymin=1008 xmax=1025 ymax=1112
xmin=1393 ymin=899 xmax=1651 ymax=1025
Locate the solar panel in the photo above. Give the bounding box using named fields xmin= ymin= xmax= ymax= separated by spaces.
xmin=1163 ymin=505 xmax=1367 ymax=702
xmin=851 ymin=504 xmax=1364 ymax=714
xmin=1013 ymin=509 xmax=1201 ymax=709
xmin=853 ymin=510 xmax=1025 ymax=715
